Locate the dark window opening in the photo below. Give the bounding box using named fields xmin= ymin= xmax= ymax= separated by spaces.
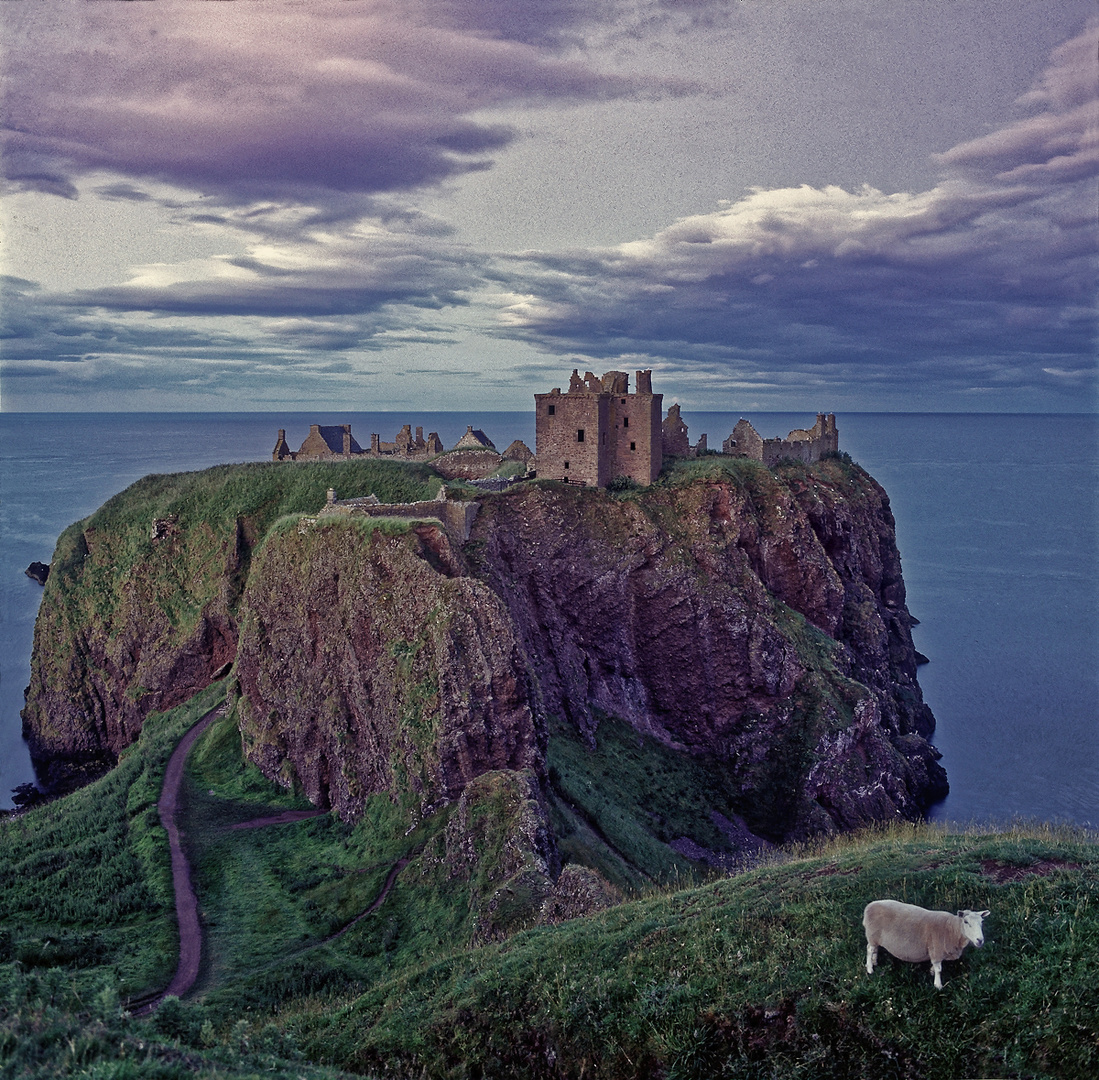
xmin=564 ymin=461 xmax=570 ymax=470
xmin=623 ymin=416 xmax=629 ymax=428
xmin=630 ymin=441 xmax=636 ymax=451
xmin=548 ymin=404 xmax=556 ymax=415
xmin=577 ymin=429 xmax=585 ymax=442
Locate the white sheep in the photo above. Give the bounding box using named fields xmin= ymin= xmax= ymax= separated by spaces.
xmin=863 ymin=899 xmax=989 ymax=989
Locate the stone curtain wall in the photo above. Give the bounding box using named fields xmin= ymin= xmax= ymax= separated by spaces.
xmin=724 ymin=414 xmax=838 ymax=466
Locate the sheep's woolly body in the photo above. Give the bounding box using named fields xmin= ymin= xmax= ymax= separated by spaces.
xmin=863 ymin=899 xmax=988 ymax=989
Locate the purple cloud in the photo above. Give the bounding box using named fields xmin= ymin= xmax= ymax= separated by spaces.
xmin=1 ymin=1 xmax=689 ymax=205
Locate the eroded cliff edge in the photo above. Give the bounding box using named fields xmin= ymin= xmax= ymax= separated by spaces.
xmin=22 ymin=454 xmax=946 ymax=866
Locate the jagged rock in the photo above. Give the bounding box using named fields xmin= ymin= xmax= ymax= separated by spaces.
xmin=22 ymin=457 xmax=945 ymax=841
xmin=24 ymin=562 xmax=49 ymax=585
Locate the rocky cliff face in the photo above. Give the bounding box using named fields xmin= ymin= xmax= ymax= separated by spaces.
xmin=234 ymin=518 xmax=541 ymax=820
xmin=468 ymin=458 xmax=944 ymax=839
xmin=21 ymin=514 xmax=243 ymax=792
xmin=22 ymin=455 xmax=946 ymax=861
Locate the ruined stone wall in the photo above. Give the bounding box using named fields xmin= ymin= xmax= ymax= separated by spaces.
xmin=319 ymin=494 xmax=481 ymax=542
xmin=535 ymin=388 xmax=607 ymax=485
xmin=535 ymin=369 xmax=660 ymax=486
xmin=761 ymin=414 xmax=838 ymax=466
xmin=502 ymin=440 xmax=534 ymax=465
xmin=724 ymin=414 xmax=838 ymax=466
xmin=662 ymin=404 xmax=691 ymax=456
xmin=273 ymin=430 xmax=293 ymax=461
xmin=723 ymin=419 xmax=764 ymax=459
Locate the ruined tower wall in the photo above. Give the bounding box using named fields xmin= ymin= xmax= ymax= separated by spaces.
xmin=536 ymin=369 xmax=661 ymax=486
xmin=535 ymin=389 xmax=608 ymax=486
xmin=610 ymin=390 xmax=662 ymax=485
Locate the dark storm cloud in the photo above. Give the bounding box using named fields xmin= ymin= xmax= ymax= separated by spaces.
xmin=69 ymin=280 xmax=468 ymax=319
xmin=1 ymin=1 xmax=691 ymax=208
xmin=492 ymin=24 xmax=1097 ymax=406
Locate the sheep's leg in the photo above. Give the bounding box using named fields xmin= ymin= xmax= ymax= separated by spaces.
xmin=866 ymin=942 xmax=877 ymax=975
xmin=931 ymin=960 xmax=943 ymax=989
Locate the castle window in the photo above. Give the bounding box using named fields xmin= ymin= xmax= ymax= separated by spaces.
xmin=564 ymin=461 xmax=570 ymax=470
xmin=623 ymin=416 xmax=629 ymax=428
xmin=630 ymin=442 xmax=636 ymax=451
xmin=548 ymin=404 xmax=556 ymax=416
xmin=577 ymin=429 xmax=585 ymax=442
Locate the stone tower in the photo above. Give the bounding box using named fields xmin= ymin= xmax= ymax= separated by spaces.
xmin=535 ymin=369 xmax=663 ymax=486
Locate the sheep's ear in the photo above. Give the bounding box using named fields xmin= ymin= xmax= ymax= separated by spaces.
xmin=957 ymin=910 xmax=965 ymax=917
xmin=980 ymin=910 xmax=990 ymax=918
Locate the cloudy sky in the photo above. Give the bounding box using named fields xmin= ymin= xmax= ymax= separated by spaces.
xmin=1 ymin=0 xmax=1095 ymax=413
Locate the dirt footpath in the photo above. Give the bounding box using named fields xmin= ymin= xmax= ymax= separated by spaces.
xmin=133 ymin=707 xmax=221 ymax=1015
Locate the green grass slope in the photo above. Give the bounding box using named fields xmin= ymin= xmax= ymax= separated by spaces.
xmin=289 ymin=823 xmax=1098 ymax=1079
xmin=47 ymin=457 xmax=444 ymax=635
xmin=3 ymin=685 xmax=1096 ymax=1079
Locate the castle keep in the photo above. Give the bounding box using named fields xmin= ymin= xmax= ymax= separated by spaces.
xmin=535 ymin=369 xmax=664 ymax=487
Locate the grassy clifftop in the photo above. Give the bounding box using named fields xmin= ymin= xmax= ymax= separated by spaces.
xmin=2 ymin=685 xmax=1096 ymax=1079
xmin=22 ymin=459 xmax=445 ymax=786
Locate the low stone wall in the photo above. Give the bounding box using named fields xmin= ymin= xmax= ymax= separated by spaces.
xmin=319 ymin=493 xmax=481 ymax=542
xmin=430 ymin=448 xmax=505 ymax=481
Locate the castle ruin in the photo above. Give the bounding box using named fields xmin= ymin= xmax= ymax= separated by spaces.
xmin=722 ymin=414 xmax=838 ymax=467
xmin=535 ymin=369 xmax=838 ymax=486
xmin=535 ymin=369 xmax=664 ymax=487
xmin=273 ymin=374 xmax=838 ymax=490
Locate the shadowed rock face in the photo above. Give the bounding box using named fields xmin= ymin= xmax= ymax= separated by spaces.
xmin=21 ymin=517 xmax=243 ymax=784
xmin=469 ymin=466 xmax=944 ymax=836
xmin=22 ymin=457 xmax=946 ymax=840
xmin=234 ymin=522 xmax=541 ymax=820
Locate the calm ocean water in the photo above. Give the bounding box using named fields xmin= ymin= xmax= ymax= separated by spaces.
xmin=2 ymin=412 xmax=1096 ymax=826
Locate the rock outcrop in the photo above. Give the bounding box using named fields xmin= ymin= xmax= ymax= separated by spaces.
xmin=234 ymin=519 xmax=541 ymax=820
xmin=22 ymin=454 xmax=946 ymax=863
xmin=24 ymin=561 xmax=50 ymax=586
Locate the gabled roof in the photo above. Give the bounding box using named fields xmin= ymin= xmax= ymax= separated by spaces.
xmin=452 ymin=426 xmax=497 ymax=450
xmin=314 ymin=425 xmax=364 ymax=454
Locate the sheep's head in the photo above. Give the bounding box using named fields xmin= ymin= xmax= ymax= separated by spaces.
xmin=958 ymin=909 xmax=990 ymax=948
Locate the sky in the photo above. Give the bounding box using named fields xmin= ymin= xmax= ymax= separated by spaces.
xmin=1 ymin=0 xmax=1096 ymax=414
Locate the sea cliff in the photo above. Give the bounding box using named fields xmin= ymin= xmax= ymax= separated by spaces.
xmin=22 ymin=454 xmax=946 ymax=865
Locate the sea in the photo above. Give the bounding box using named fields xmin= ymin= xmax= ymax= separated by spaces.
xmin=2 ymin=412 xmax=1096 ymax=827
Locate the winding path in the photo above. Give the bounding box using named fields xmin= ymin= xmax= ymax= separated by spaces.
xmin=132 ymin=706 xmax=221 ymax=1015
xmin=130 ymin=707 xmax=410 ymax=1016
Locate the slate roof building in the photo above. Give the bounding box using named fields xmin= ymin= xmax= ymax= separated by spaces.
xmin=274 ymin=424 xmax=364 ymax=461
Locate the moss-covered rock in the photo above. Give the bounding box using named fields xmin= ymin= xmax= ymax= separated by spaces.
xmin=24 ymin=456 xmax=945 ymax=873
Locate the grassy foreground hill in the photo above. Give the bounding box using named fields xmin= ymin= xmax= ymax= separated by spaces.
xmin=2 ymin=686 xmax=1097 ymax=1079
